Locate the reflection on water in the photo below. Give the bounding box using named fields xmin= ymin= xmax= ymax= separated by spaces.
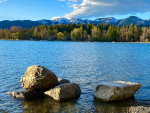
xmin=22 ymin=97 xmax=78 ymax=113
xmin=20 ymin=96 xmax=150 ymax=113
xmin=94 ymin=98 xmax=150 ymax=113
xmin=0 ymin=41 xmax=150 ymax=112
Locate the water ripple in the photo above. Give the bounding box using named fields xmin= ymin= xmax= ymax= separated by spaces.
xmin=0 ymin=41 xmax=150 ymax=112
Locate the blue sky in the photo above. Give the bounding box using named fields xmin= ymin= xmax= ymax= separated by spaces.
xmin=0 ymin=0 xmax=150 ymax=20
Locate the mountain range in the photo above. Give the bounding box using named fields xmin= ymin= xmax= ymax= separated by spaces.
xmin=0 ymin=16 xmax=150 ymax=29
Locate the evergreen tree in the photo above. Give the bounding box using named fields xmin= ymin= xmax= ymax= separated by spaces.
xmin=128 ymin=23 xmax=135 ymax=41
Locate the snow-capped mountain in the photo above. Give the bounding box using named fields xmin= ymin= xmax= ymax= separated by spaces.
xmin=52 ymin=17 xmax=118 ymax=25
xmin=1 ymin=16 xmax=150 ymax=29
xmin=38 ymin=19 xmax=51 ymax=24
xmin=118 ymin=16 xmax=145 ymax=26
xmin=52 ymin=18 xmax=71 ymax=24
xmin=52 ymin=17 xmax=87 ymax=24
xmin=94 ymin=17 xmax=118 ymax=24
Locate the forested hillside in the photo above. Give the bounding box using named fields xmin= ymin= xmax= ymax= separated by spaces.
xmin=0 ymin=23 xmax=150 ymax=42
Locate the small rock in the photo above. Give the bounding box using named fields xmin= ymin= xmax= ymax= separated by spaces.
xmin=6 ymin=90 xmax=44 ymax=100
xmin=58 ymin=78 xmax=70 ymax=85
xmin=20 ymin=65 xmax=58 ymax=91
xmin=44 ymin=83 xmax=81 ymax=101
xmin=7 ymin=92 xmax=25 ymax=99
xmin=94 ymin=81 xmax=141 ymax=102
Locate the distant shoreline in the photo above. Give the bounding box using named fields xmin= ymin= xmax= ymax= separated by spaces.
xmin=0 ymin=39 xmax=150 ymax=43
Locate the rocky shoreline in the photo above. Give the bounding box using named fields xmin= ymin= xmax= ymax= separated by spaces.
xmin=7 ymin=65 xmax=81 ymax=101
xmin=7 ymin=65 xmax=141 ymax=103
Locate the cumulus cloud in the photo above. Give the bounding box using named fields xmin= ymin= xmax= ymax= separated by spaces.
xmin=59 ymin=0 xmax=150 ymax=18
xmin=0 ymin=0 xmax=7 ymax=3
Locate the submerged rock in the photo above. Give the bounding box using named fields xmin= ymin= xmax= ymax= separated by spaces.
xmin=94 ymin=81 xmax=141 ymax=102
xmin=58 ymin=78 xmax=70 ymax=85
xmin=20 ymin=65 xmax=58 ymax=91
xmin=44 ymin=83 xmax=81 ymax=101
xmin=7 ymin=92 xmax=25 ymax=99
xmin=94 ymin=98 xmax=150 ymax=113
xmin=6 ymin=90 xmax=44 ymax=100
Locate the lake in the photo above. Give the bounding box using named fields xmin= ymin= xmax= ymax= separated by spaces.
xmin=0 ymin=41 xmax=150 ymax=113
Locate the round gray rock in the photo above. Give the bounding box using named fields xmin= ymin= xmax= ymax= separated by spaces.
xmin=20 ymin=65 xmax=58 ymax=91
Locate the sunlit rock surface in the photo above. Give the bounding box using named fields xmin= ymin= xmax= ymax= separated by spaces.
xmin=45 ymin=83 xmax=81 ymax=101
xmin=20 ymin=65 xmax=58 ymax=91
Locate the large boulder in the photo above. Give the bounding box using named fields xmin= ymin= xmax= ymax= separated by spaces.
xmin=94 ymin=81 xmax=141 ymax=102
xmin=20 ymin=65 xmax=58 ymax=91
xmin=58 ymin=78 xmax=70 ymax=85
xmin=6 ymin=90 xmax=44 ymax=100
xmin=44 ymin=83 xmax=81 ymax=101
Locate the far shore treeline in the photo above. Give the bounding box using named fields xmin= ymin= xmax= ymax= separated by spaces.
xmin=0 ymin=23 xmax=150 ymax=42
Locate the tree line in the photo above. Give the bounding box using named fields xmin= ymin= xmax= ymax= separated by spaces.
xmin=0 ymin=23 xmax=150 ymax=42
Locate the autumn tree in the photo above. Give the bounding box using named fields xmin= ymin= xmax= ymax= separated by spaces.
xmin=91 ymin=26 xmax=101 ymax=41
xmin=57 ymin=32 xmax=64 ymax=40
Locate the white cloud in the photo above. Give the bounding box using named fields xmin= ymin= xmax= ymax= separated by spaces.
xmin=0 ymin=0 xmax=7 ymax=3
xmin=52 ymin=16 xmax=63 ymax=20
xmin=59 ymin=0 xmax=150 ymax=18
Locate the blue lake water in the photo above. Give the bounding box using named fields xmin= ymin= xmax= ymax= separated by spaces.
xmin=0 ymin=41 xmax=150 ymax=113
